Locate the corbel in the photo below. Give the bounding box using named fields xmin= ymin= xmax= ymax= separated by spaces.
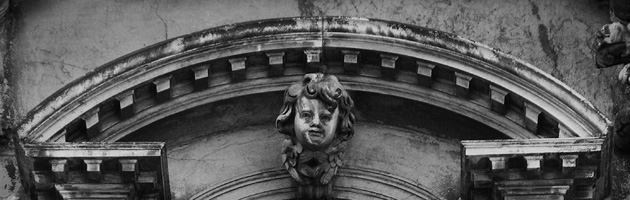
xmin=416 ymin=61 xmax=435 ymax=87
xmin=266 ymin=52 xmax=285 ymax=77
xmin=229 ymin=57 xmax=247 ymax=82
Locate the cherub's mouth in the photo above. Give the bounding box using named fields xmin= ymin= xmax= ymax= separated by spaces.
xmin=305 ymin=130 xmax=324 ymax=144
xmin=307 ymin=131 xmax=323 ymax=138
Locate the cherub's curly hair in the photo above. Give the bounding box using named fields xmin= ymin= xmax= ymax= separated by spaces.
xmin=276 ymin=73 xmax=355 ymax=141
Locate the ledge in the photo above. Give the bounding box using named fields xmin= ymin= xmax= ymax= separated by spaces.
xmin=462 ymin=138 xmax=604 ymax=156
xmin=22 ymin=142 xmax=164 ymax=157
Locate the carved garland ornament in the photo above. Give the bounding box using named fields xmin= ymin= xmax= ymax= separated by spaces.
xmin=276 ymin=73 xmax=355 ymax=199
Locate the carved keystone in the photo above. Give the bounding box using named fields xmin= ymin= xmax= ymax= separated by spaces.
xmin=81 ymin=108 xmax=100 ymax=139
xmin=341 ymin=50 xmax=360 ymax=74
xmin=277 ymin=73 xmax=353 ymax=199
xmin=524 ymin=102 xmax=543 ymax=133
xmin=119 ymin=159 xmax=138 ymax=183
xmin=191 ymin=65 xmax=210 ymax=90
xmin=266 ymin=52 xmax=285 ymax=77
xmin=229 ymin=57 xmax=247 ymax=82
xmin=454 ymin=72 xmax=474 ymax=98
xmin=524 ymin=155 xmax=543 ymax=170
xmin=489 ymin=85 xmax=509 ymax=115
xmin=416 ymin=61 xmax=435 ymax=87
xmin=152 ymin=75 xmax=172 ymax=103
xmin=115 ymin=90 xmax=135 ymax=119
xmin=489 ymin=157 xmax=506 ymax=170
xmin=380 ymin=54 xmax=398 ymax=80
xmin=304 ymin=49 xmax=323 ymax=73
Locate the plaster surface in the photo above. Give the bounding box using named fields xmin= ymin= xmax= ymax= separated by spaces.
xmin=10 ymin=0 xmax=301 ymax=121
xmin=166 ymin=123 xmax=461 ymax=199
xmin=120 ymin=92 xmax=486 ymax=199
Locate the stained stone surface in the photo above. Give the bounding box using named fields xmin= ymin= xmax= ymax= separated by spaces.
xmin=3 ymin=0 xmax=620 ymax=199
xmin=0 ymin=152 xmax=20 ymax=199
xmin=9 ymin=0 xmax=301 ymax=121
xmin=9 ymin=0 xmax=614 ymax=122
xmin=122 ymin=92 xmax=495 ymax=199
xmin=166 ymin=124 xmax=461 ymax=199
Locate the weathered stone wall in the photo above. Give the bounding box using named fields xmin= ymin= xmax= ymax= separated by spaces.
xmin=0 ymin=149 xmax=19 ymax=199
xmin=8 ymin=0 xmax=612 ymax=120
xmin=165 ymin=124 xmax=461 ymax=199
xmin=1 ymin=0 xmax=617 ymax=199
xmin=121 ymin=91 xmax=492 ymax=199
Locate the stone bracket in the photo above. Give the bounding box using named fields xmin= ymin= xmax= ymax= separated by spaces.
xmin=266 ymin=52 xmax=285 ymax=76
xmin=524 ymin=102 xmax=542 ymax=133
xmin=454 ymin=72 xmax=473 ymax=98
xmin=191 ymin=65 xmax=210 ymax=90
xmin=115 ymin=90 xmax=135 ymax=120
xmin=81 ymin=108 xmax=100 ymax=139
xmin=416 ymin=61 xmax=435 ymax=87
xmin=304 ymin=49 xmax=323 ymax=73
xmin=380 ymin=54 xmax=398 ymax=80
xmin=229 ymin=57 xmax=247 ymax=82
xmin=341 ymin=50 xmax=360 ymax=75
xmin=152 ymin=75 xmax=172 ymax=103
xmin=489 ymin=85 xmax=509 ymax=115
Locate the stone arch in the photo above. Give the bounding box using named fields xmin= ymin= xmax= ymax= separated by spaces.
xmin=13 ymin=16 xmax=612 ymax=200
xmin=15 ymin=17 xmax=609 ymax=143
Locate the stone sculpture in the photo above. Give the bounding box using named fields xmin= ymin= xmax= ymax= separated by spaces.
xmin=596 ymin=1 xmax=630 ymax=151
xmin=594 ymin=22 xmax=630 ymax=68
xmin=276 ymin=73 xmax=355 ymax=199
xmin=594 ymin=22 xmax=630 ymax=83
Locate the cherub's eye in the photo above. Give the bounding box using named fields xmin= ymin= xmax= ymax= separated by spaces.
xmin=320 ymin=115 xmax=331 ymax=122
xmin=301 ymin=112 xmax=312 ymax=119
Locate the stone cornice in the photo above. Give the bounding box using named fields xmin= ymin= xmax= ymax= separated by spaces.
xmin=22 ymin=142 xmax=164 ymax=157
xmin=13 ymin=17 xmax=609 ymax=142
xmin=462 ymin=138 xmax=604 ymax=156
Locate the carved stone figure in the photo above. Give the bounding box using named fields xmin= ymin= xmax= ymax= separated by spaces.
xmin=594 ymin=22 xmax=630 ymax=84
xmin=276 ymin=73 xmax=355 ymax=199
xmin=594 ymin=22 xmax=630 ymax=69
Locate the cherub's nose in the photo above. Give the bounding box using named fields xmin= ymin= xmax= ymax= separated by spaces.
xmin=310 ymin=117 xmax=321 ymax=126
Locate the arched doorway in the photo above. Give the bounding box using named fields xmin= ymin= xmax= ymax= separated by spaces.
xmin=15 ymin=17 xmax=609 ymax=199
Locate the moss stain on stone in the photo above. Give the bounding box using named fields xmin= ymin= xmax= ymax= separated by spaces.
xmin=5 ymin=160 xmax=15 ymax=191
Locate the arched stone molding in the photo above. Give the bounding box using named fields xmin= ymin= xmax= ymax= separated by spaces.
xmin=14 ymin=17 xmax=609 ymax=143
xmin=189 ymin=167 xmax=442 ymax=200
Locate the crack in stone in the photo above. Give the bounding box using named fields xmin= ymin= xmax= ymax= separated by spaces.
xmin=537 ymin=24 xmax=563 ymax=80
xmin=154 ymin=0 xmax=168 ymax=40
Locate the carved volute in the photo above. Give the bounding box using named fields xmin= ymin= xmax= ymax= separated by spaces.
xmin=276 ymin=73 xmax=355 ymax=199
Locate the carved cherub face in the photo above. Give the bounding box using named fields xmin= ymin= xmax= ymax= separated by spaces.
xmin=293 ymin=97 xmax=339 ymax=150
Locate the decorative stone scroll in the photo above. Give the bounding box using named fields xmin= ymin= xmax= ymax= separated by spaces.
xmin=276 ymin=73 xmax=355 ymax=199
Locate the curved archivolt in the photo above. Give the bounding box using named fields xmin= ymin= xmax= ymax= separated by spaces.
xmin=189 ymin=167 xmax=442 ymax=200
xmin=15 ymin=17 xmax=610 ymax=142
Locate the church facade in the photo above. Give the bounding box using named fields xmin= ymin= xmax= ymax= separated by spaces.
xmin=0 ymin=0 xmax=628 ymax=199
